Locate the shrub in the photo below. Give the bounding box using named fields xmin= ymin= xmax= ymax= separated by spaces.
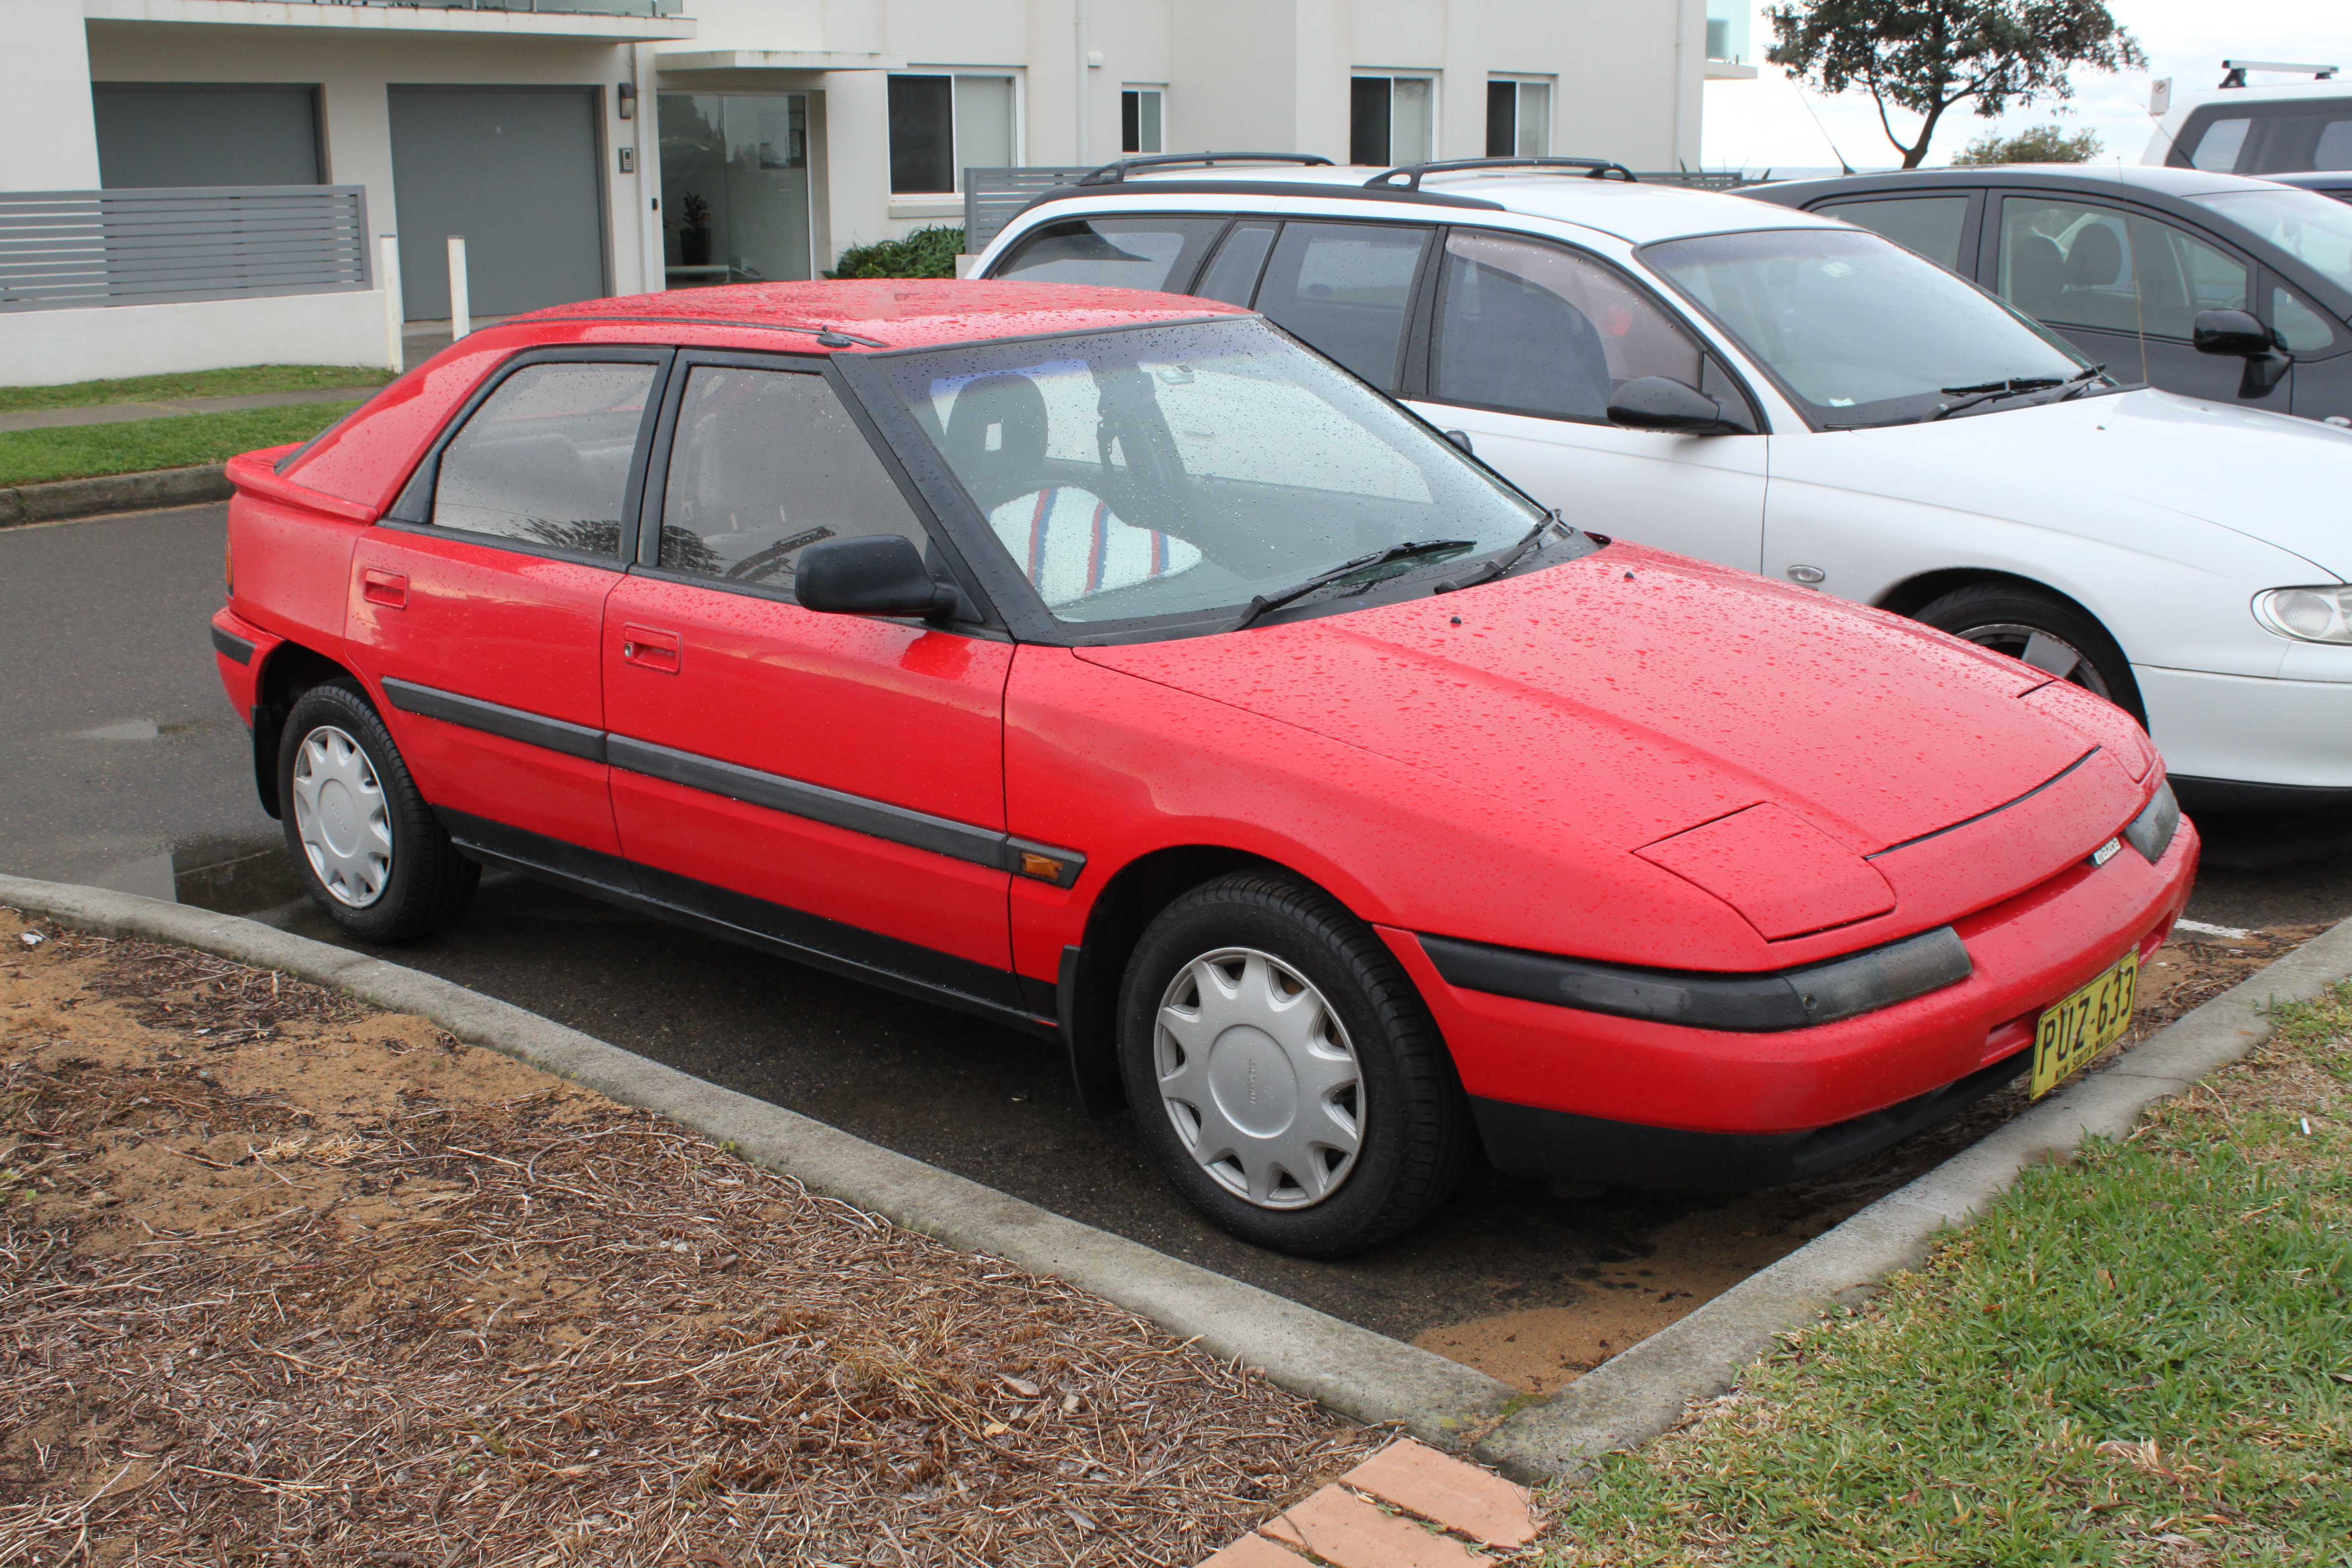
xmin=827 ymin=226 xmax=967 ymax=280
xmin=1952 ymin=122 xmax=2103 ymax=165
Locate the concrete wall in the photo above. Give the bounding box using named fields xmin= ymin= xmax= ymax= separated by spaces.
xmin=1 ymin=0 xmax=101 ymax=190
xmin=0 ymin=289 xmax=391 ymax=387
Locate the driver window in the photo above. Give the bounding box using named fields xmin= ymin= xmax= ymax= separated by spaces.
xmin=657 ymin=366 xmax=928 ymax=588
xmin=1997 ymin=198 xmax=2249 ymax=340
xmin=1432 ymin=230 xmax=1703 ymax=421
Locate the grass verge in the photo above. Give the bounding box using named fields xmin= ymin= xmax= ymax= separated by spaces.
xmin=1542 ymin=980 xmax=2352 ymax=1566
xmin=0 ymin=364 xmax=388 ymax=414
xmin=0 ymin=402 xmax=359 ymax=488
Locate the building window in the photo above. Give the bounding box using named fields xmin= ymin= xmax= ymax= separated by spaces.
xmin=888 ymin=72 xmax=1016 ymax=195
xmin=1122 ymin=87 xmax=1165 ymax=154
xmin=1706 ymin=0 xmax=1751 ymax=64
xmin=1350 ymin=74 xmax=1434 ymax=169
xmin=1485 ymin=79 xmax=1551 ymax=158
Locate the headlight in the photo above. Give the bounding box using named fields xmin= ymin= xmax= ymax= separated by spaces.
xmin=2123 ymin=781 xmax=2180 ymax=865
xmin=2253 ymin=585 xmax=2352 ymax=643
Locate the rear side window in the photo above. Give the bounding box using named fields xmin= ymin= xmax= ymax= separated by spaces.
xmin=2173 ymin=98 xmax=2352 ymax=175
xmin=992 ymin=216 xmax=1226 ymax=293
xmin=1249 ymin=221 xmax=1432 ymax=391
xmin=431 ymin=362 xmax=655 ymax=554
xmin=657 ymin=365 xmax=928 ymax=588
xmin=1818 ymin=195 xmax=1971 ymax=272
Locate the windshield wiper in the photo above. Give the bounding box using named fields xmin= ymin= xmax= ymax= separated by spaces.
xmin=1435 ymin=514 xmax=1565 ymax=595
xmin=1923 ymin=365 xmax=2105 ymax=422
xmin=1232 ymin=539 xmax=1476 ymax=631
xmin=2053 ymin=364 xmax=2112 ymax=402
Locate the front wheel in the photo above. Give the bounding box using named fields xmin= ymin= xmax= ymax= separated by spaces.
xmin=1117 ymin=872 xmax=1471 ymax=1258
xmin=1913 ymin=582 xmax=2144 ymax=723
xmin=278 ymin=681 xmax=478 ymax=943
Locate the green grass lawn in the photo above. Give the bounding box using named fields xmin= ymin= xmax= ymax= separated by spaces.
xmin=0 ymin=364 xmax=389 ymax=415
xmin=0 ymin=402 xmax=361 ymax=488
xmin=1542 ymin=981 xmax=2352 ymax=1566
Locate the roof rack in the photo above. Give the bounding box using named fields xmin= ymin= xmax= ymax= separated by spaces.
xmin=1365 ymin=156 xmax=1638 ymax=191
xmin=1077 ymin=152 xmax=1335 ymax=187
xmin=2220 ymin=59 xmax=2339 ymax=88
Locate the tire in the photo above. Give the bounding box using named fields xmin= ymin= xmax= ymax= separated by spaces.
xmin=1912 ymin=582 xmax=2144 ymax=723
xmin=1117 ymin=871 xmax=1471 ymax=1258
xmin=277 ymin=680 xmax=478 ymax=944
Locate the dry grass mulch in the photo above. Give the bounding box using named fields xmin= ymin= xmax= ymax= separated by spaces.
xmin=0 ymin=908 xmax=1385 ymax=1566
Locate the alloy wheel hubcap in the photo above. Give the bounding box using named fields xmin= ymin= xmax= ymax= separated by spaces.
xmin=290 ymin=724 xmax=393 ymax=908
xmin=1154 ymin=947 xmax=1362 ymax=1210
xmin=1954 ymin=621 xmax=2113 ymax=701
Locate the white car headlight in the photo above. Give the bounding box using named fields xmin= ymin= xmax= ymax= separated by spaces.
xmin=2253 ymin=585 xmax=2352 ymax=644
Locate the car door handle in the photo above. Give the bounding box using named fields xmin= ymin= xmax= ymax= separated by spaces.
xmin=619 ymin=624 xmax=681 ymax=674
xmin=361 ymin=568 xmax=407 ymax=609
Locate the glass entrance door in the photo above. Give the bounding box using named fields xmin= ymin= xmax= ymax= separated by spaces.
xmin=659 ymin=93 xmax=812 ymax=289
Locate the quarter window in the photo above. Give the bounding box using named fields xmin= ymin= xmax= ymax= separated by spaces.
xmin=658 ymin=367 xmax=929 ymax=587
xmin=887 ymin=73 xmax=1015 ymax=195
xmin=1250 ymin=222 xmax=1432 ymax=391
xmin=1997 ymin=198 xmax=2248 ymax=339
xmin=1818 ymin=195 xmax=1971 ymax=272
xmin=1351 ymin=75 xmax=1434 ymax=168
xmin=2274 ymin=283 xmax=2337 ymax=353
xmin=431 ymin=362 xmax=655 ymax=554
xmin=992 ymin=216 xmax=1226 ymax=293
xmin=1433 ymin=230 xmax=1703 ymax=421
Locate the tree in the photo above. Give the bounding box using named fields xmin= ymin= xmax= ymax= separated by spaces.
xmin=1952 ymin=121 xmax=2103 ymax=164
xmin=1765 ymin=0 xmax=2144 ymax=170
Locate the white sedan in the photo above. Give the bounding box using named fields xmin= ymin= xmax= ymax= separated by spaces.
xmin=974 ymin=158 xmax=2352 ymax=810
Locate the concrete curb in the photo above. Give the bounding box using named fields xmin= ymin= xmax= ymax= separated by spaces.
xmin=0 ymin=873 xmax=1517 ymax=1441
xmin=1472 ymin=909 xmax=2352 ymax=1484
xmin=0 ymin=464 xmax=230 ymax=528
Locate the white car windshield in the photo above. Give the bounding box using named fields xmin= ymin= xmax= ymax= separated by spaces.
xmin=873 ymin=316 xmax=1558 ymax=632
xmin=1642 ymin=227 xmax=2098 ymax=429
xmin=2186 ymin=186 xmax=2352 ymax=297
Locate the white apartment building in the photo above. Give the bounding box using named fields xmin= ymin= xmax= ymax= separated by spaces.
xmin=0 ymin=0 xmax=1722 ymax=384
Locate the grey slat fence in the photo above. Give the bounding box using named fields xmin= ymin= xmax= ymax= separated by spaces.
xmin=0 ymin=186 xmax=372 ymax=313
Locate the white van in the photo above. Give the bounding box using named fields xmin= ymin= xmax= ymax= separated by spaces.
xmin=2145 ymin=63 xmax=2352 ymax=175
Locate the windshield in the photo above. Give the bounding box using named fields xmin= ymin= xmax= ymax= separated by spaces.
xmin=873 ymin=316 xmax=1554 ymax=632
xmin=2186 ymin=186 xmax=2352 ymax=298
xmin=1642 ymin=227 xmax=2096 ymax=429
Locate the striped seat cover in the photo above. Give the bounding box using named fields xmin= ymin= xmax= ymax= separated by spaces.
xmin=988 ymin=487 xmax=1202 ymax=607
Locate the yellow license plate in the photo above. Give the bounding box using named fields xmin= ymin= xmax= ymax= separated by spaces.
xmin=2030 ymin=950 xmax=2140 ymax=1098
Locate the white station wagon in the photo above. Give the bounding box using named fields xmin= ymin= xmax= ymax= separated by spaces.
xmin=973 ymin=155 xmax=2352 ymax=812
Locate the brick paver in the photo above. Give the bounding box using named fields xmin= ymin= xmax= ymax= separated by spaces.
xmin=1343 ymin=1437 xmax=1540 ymax=1548
xmin=1257 ymin=1484 xmax=1493 ymax=1568
xmin=1196 ymin=1529 xmax=1313 ymax=1568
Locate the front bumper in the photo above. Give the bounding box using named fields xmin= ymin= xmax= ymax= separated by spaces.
xmin=2137 ymin=663 xmax=2352 ymax=795
xmin=1377 ymin=811 xmax=2197 ymax=1189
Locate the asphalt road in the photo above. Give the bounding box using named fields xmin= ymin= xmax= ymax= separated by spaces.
xmin=5 ymin=503 xmax=2349 ymax=1346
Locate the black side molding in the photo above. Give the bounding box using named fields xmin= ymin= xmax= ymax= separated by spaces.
xmin=1420 ymin=925 xmax=1973 ymax=1033
xmin=381 ymin=677 xmax=606 ymax=762
xmin=210 ymin=626 xmax=255 ymax=665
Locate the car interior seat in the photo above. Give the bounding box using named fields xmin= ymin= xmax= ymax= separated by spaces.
xmin=2006 ymin=230 xmax=2069 ymax=319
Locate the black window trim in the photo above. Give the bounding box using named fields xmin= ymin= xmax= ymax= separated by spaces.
xmin=632 ymin=345 xmax=1010 ymax=637
xmin=1423 ymin=224 xmax=1771 ymax=433
xmin=382 ymin=343 xmax=675 ymax=569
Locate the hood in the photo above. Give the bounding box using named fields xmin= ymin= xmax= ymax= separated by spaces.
xmin=1078 ymin=544 xmax=2143 ymax=922
xmin=1835 ymin=389 xmax=2352 ymax=581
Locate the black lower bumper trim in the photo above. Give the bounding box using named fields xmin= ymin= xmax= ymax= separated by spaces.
xmin=1470 ymin=1048 xmax=2031 ymax=1193
xmin=210 ymin=625 xmax=255 ymax=665
xmin=2169 ymin=774 xmax=2352 ymax=814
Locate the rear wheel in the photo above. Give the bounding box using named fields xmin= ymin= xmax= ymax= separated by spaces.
xmin=1913 ymin=582 xmax=2143 ymax=722
xmin=1117 ymin=871 xmax=1470 ymax=1258
xmin=278 ymin=681 xmax=478 ymax=943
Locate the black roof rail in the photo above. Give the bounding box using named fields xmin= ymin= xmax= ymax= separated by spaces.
xmin=1077 ymin=151 xmax=1335 ymax=186
xmin=1366 ymin=157 xmax=1639 ymax=191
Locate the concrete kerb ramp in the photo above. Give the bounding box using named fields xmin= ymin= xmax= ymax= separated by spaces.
xmin=6 ymin=873 xmax=2348 ymax=1482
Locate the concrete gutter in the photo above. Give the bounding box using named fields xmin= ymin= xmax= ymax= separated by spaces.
xmin=0 ymin=873 xmax=1517 ymax=1440
xmin=0 ymin=464 xmax=229 ymax=528
xmin=1471 ymin=909 xmax=2352 ymax=1483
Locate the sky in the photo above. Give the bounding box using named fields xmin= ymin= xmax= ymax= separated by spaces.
xmin=1699 ymin=0 xmax=2352 ymax=174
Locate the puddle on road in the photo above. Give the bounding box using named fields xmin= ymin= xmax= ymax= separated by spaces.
xmin=89 ymin=834 xmax=306 ymax=916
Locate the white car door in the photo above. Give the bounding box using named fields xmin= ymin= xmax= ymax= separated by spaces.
xmin=1405 ymin=228 xmax=1769 ymax=571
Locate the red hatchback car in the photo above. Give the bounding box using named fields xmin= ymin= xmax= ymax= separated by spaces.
xmin=211 ymin=280 xmax=2194 ymax=1257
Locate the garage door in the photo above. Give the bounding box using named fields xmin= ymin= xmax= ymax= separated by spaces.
xmin=389 ymin=87 xmax=606 ymax=321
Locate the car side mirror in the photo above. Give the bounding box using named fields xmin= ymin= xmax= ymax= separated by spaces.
xmin=794 ymin=535 xmax=959 ymax=619
xmin=1607 ymin=376 xmax=1742 ymax=435
xmin=1442 ymin=429 xmax=1475 ymax=455
xmin=2193 ymin=308 xmax=2293 ymax=394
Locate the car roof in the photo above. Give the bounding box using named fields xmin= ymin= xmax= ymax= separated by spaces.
xmin=506 ymin=278 xmax=1248 ymax=353
xmin=2269 ymin=169 xmax=2352 ymax=191
xmin=1747 ymin=164 xmax=2292 ymax=206
xmin=1047 ymin=163 xmax=1852 ymax=245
